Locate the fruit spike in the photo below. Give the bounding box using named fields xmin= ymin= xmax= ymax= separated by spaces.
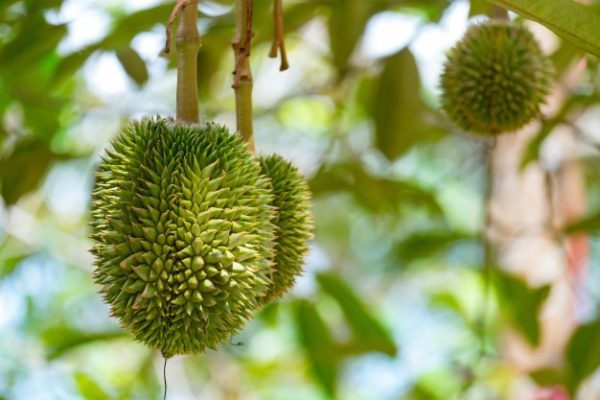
xmin=258 ymin=154 xmax=314 ymax=305
xmin=440 ymin=21 xmax=554 ymax=135
xmin=90 ymin=117 xmax=276 ymax=357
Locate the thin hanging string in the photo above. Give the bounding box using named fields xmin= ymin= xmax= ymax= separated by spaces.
xmin=163 ymin=357 xmax=168 ymax=400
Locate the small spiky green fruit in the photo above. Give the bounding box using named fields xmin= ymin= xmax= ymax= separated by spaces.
xmin=259 ymin=154 xmax=313 ymax=305
xmin=90 ymin=117 xmax=276 ymax=357
xmin=440 ymin=21 xmax=553 ymax=135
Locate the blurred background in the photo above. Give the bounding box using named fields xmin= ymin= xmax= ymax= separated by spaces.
xmin=1 ymin=0 xmax=600 ymax=399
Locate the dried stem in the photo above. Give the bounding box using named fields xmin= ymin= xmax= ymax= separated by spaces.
xmin=165 ymin=0 xmax=200 ymax=124
xmin=232 ymin=0 xmax=255 ymax=151
xmin=268 ymin=0 xmax=289 ymax=71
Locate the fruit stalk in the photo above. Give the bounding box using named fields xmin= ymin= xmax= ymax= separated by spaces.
xmin=176 ymin=0 xmax=200 ymax=124
xmin=232 ymin=0 xmax=255 ymax=152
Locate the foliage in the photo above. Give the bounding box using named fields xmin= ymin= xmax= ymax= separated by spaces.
xmin=0 ymin=0 xmax=599 ymax=399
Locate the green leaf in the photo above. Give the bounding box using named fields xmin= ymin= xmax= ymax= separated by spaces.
xmin=74 ymin=372 xmax=112 ymax=400
xmin=100 ymin=5 xmax=174 ymax=49
xmin=294 ymin=300 xmax=338 ymax=397
xmin=487 ymin=0 xmax=600 ymax=58
xmin=367 ymin=48 xmax=433 ymax=161
xmin=0 ymin=137 xmax=66 ymax=205
xmin=317 ymin=273 xmax=397 ymax=356
xmin=328 ymin=0 xmax=372 ymax=75
xmin=116 ymin=47 xmax=149 ymax=86
xmin=396 ymin=230 xmax=477 ymax=262
xmin=52 ymin=45 xmax=100 ymax=85
xmin=529 ymin=368 xmax=566 ymax=387
xmin=520 ymin=94 xmax=599 ymax=170
xmin=42 ymin=326 xmax=126 ymax=359
xmin=563 ymin=211 xmax=600 ymax=235
xmin=310 ymin=163 xmax=443 ymax=216
xmin=469 ymin=0 xmax=495 ymax=17
xmin=565 ymin=318 xmax=600 ymax=395
xmin=494 ymin=270 xmax=550 ymax=346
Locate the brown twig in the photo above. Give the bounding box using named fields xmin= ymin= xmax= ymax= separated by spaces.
xmin=268 ymin=0 xmax=289 ymax=71
xmin=164 ymin=0 xmax=190 ymax=54
xmin=231 ymin=0 xmax=255 ymax=151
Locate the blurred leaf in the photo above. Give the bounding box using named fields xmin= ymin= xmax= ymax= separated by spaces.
xmin=327 ymin=0 xmax=372 ymax=75
xmin=52 ymin=45 xmax=100 ymax=85
xmin=0 ymin=137 xmax=67 ymax=205
xmin=116 ymin=47 xmax=149 ymax=86
xmin=317 ymin=273 xmax=397 ymax=356
xmin=396 ymin=230 xmax=477 ymax=262
xmin=310 ymin=163 xmax=443 ymax=216
xmin=488 ymin=0 xmax=600 ymax=58
xmin=0 ymin=20 xmax=66 ymax=73
xmin=563 ymin=210 xmax=600 ymax=235
xmin=469 ymin=0 xmax=494 ymax=17
xmin=368 ymin=48 xmax=432 ymax=161
xmin=530 ymin=368 xmax=566 ymax=387
xmin=100 ymin=5 xmax=174 ymax=49
xmin=42 ymin=326 xmax=126 ymax=359
xmin=565 ymin=318 xmax=600 ymax=395
xmin=0 ymin=254 xmax=27 ymax=278
xmin=294 ymin=300 xmax=338 ymax=397
xmin=520 ymin=94 xmax=599 ymax=169
xmin=494 ymin=270 xmax=550 ymax=346
xmin=74 ymin=372 xmax=111 ymax=400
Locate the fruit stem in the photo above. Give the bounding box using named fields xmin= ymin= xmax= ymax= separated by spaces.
xmin=232 ymin=0 xmax=255 ymax=152
xmin=173 ymin=0 xmax=200 ymax=124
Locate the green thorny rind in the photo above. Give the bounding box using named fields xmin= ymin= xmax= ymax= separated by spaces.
xmin=440 ymin=20 xmax=554 ymax=136
xmin=258 ymin=154 xmax=314 ymax=305
xmin=90 ymin=117 xmax=276 ymax=357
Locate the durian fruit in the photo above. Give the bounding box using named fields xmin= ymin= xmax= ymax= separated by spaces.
xmin=90 ymin=117 xmax=276 ymax=357
xmin=258 ymin=154 xmax=313 ymax=305
xmin=440 ymin=21 xmax=553 ymax=135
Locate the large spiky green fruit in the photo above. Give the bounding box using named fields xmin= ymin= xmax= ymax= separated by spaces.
xmin=259 ymin=154 xmax=313 ymax=305
xmin=90 ymin=117 xmax=276 ymax=357
xmin=440 ymin=21 xmax=553 ymax=135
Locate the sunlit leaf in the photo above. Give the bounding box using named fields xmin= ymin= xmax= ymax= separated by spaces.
xmin=74 ymin=372 xmax=112 ymax=400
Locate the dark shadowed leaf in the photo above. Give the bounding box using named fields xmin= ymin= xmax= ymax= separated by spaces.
xmin=317 ymin=273 xmax=397 ymax=356
xmin=494 ymin=270 xmax=550 ymax=346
